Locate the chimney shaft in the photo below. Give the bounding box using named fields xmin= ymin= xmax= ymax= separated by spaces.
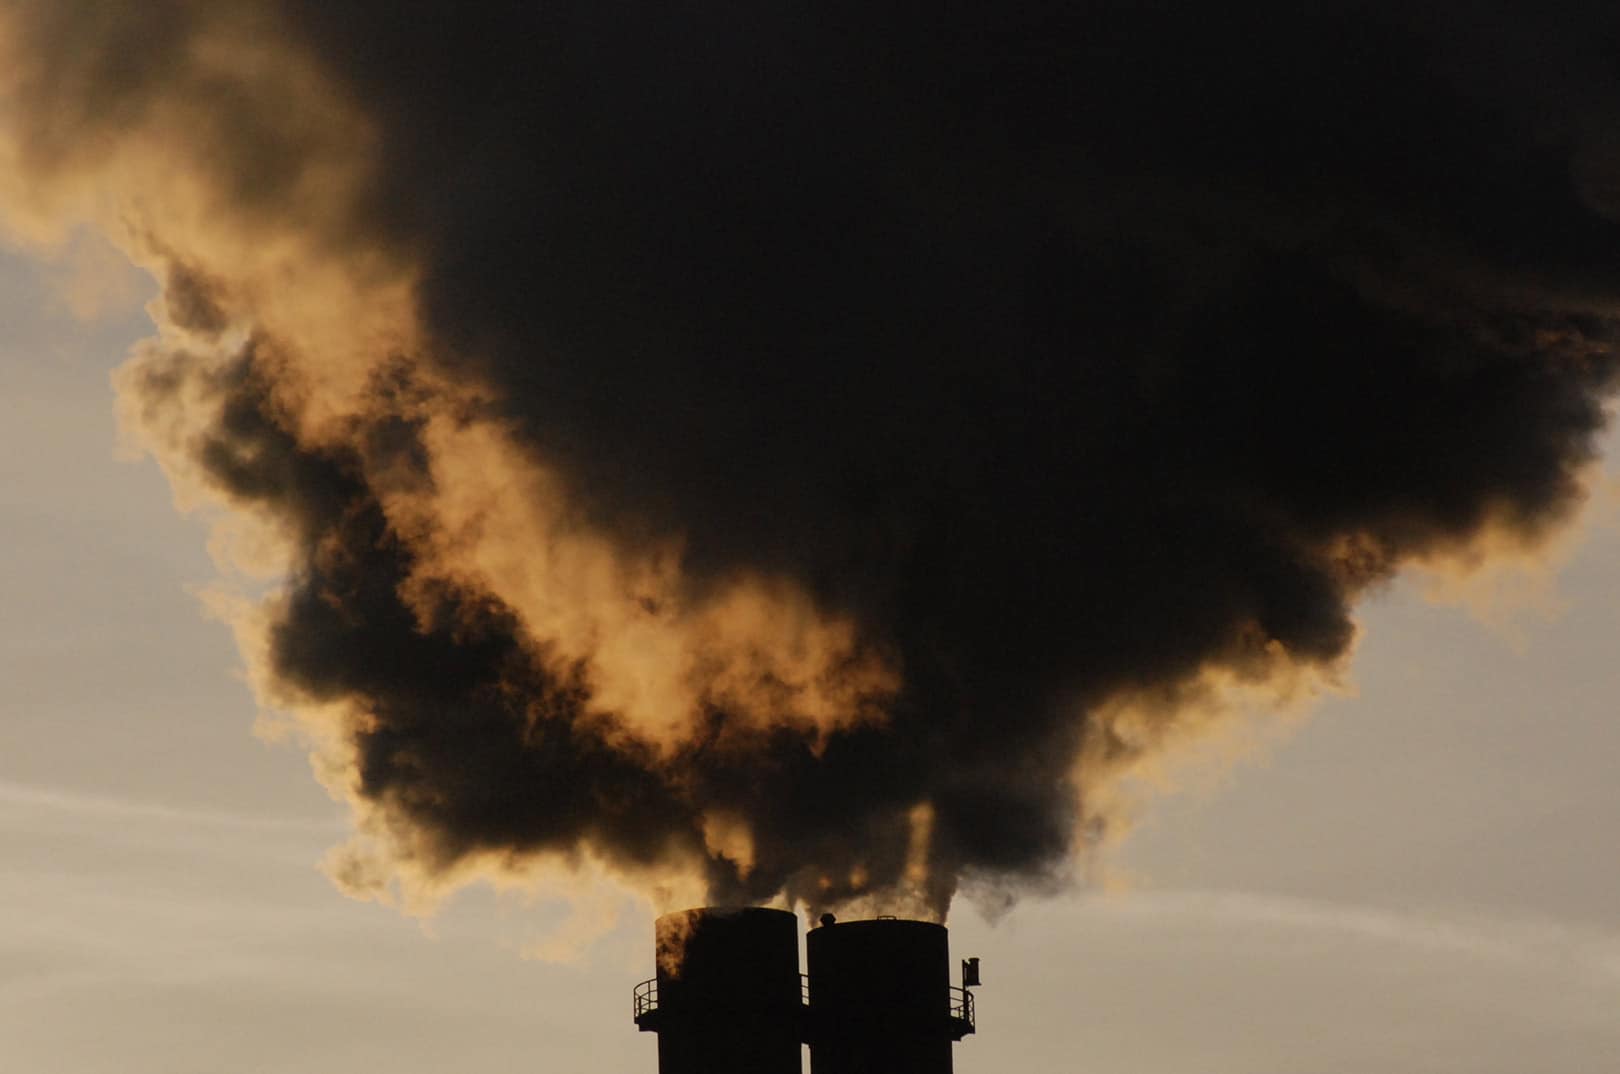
xmin=633 ymin=907 xmax=803 ymax=1074
xmin=806 ymin=918 xmax=970 ymax=1074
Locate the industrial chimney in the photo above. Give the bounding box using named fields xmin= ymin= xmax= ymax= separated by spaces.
xmin=632 ymin=908 xmax=976 ymax=1074
xmin=632 ymin=907 xmax=804 ymax=1074
xmin=805 ymin=916 xmax=975 ymax=1073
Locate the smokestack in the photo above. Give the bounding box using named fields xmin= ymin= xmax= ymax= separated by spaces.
xmin=805 ymin=917 xmax=974 ymax=1074
xmin=633 ymin=908 xmax=976 ymax=1073
xmin=634 ymin=908 xmax=804 ymax=1074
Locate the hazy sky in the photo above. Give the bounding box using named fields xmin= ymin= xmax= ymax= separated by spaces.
xmin=7 ymin=5 xmax=1620 ymax=1072
xmin=2 ymin=237 xmax=1617 ymax=1073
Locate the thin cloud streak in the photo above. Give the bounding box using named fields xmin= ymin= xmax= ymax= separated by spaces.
xmin=0 ymin=777 xmax=345 ymax=832
xmin=1082 ymin=888 xmax=1620 ymax=983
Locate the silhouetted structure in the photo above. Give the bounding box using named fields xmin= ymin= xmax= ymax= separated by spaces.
xmin=633 ymin=907 xmax=804 ymax=1074
xmin=806 ymin=918 xmax=973 ymax=1073
xmin=633 ymin=908 xmax=976 ymax=1074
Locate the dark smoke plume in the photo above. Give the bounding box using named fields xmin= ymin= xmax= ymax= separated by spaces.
xmin=6 ymin=1 xmax=1620 ymax=917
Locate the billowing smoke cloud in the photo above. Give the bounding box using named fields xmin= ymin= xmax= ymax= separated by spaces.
xmin=5 ymin=1 xmax=1620 ymax=918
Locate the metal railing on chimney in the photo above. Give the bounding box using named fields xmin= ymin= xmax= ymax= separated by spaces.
xmin=948 ymin=985 xmax=975 ymax=1035
xmin=632 ymin=977 xmax=658 ymax=1021
xmin=636 ymin=974 xmax=972 ymax=1033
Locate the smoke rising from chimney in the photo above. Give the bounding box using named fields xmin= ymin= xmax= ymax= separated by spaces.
xmin=5 ymin=1 xmax=1620 ymax=919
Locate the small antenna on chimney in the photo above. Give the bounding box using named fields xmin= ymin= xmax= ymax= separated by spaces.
xmin=962 ymin=957 xmax=981 ymax=988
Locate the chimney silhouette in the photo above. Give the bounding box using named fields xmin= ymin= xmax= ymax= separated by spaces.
xmin=633 ymin=908 xmax=804 ymax=1074
xmin=633 ymin=907 xmax=977 ymax=1073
